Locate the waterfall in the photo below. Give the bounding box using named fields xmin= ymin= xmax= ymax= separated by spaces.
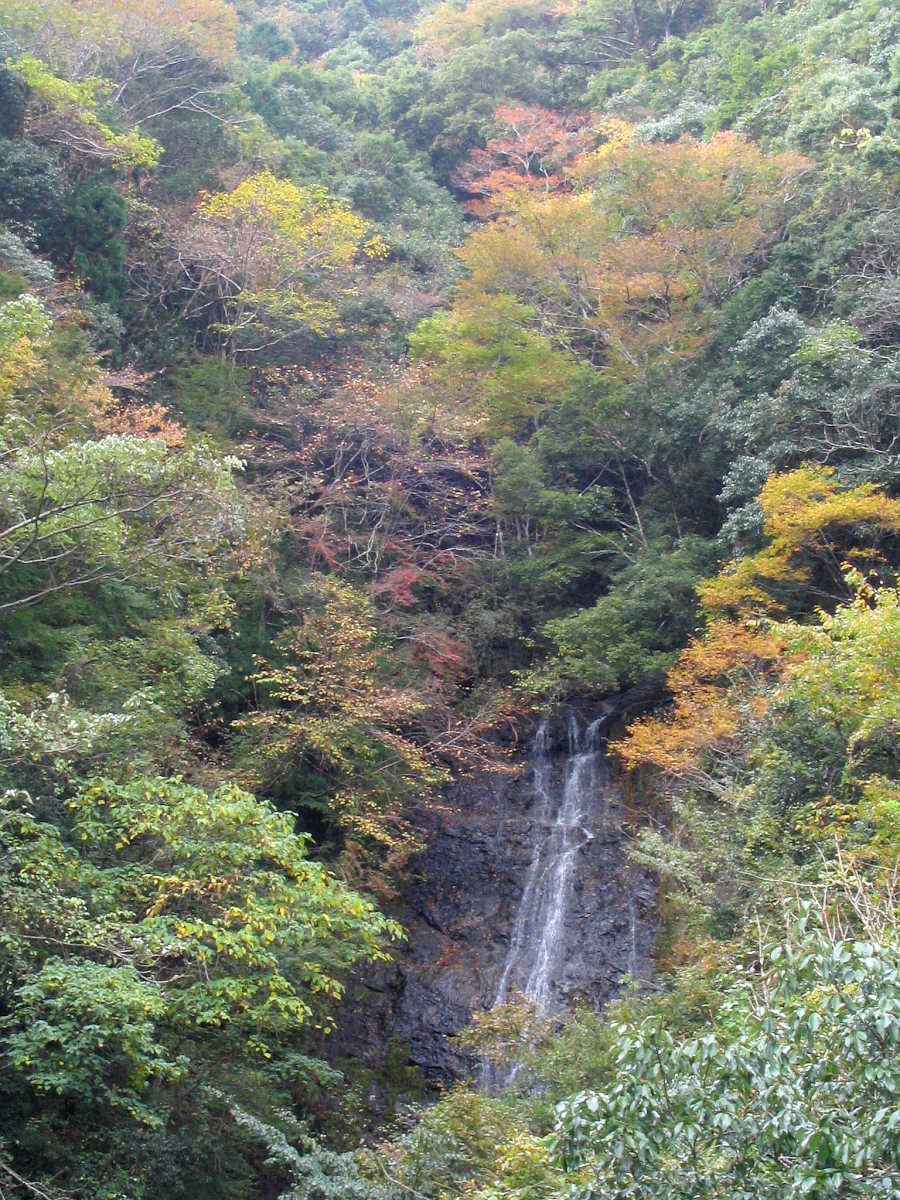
xmin=493 ymin=713 xmax=607 ymax=1014
xmin=386 ymin=700 xmax=654 ymax=1089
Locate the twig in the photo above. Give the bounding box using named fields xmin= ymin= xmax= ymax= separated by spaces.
xmin=372 ymin=1154 xmax=435 ymax=1200
xmin=0 ymin=1162 xmax=70 ymax=1200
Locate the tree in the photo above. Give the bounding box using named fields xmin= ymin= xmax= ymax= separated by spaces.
xmin=168 ymin=172 xmax=387 ymax=358
xmin=389 ymin=30 xmax=557 ymax=180
xmin=57 ymin=179 xmax=128 ymax=303
xmin=574 ymin=0 xmax=708 ymax=56
xmin=0 ymin=424 xmax=243 ymax=612
xmin=0 ymin=136 xmax=64 ymax=243
xmin=713 ymin=319 xmax=900 ymax=540
xmin=0 ymin=775 xmax=400 ymax=1194
xmin=700 ymin=466 xmax=900 ymax=618
xmin=544 ymin=536 xmax=716 ymax=691
xmin=750 ymin=576 xmax=900 ymax=863
xmin=1 ymin=0 xmax=237 ymax=125
xmin=0 ymin=291 xmax=51 ymax=400
xmin=7 ymin=54 xmax=161 ymax=168
xmin=615 ymin=617 xmax=785 ymax=789
xmin=553 ymin=917 xmax=900 ymax=1200
xmin=615 ymin=573 xmax=900 ymax=922
xmin=408 ymin=292 xmax=592 ymax=437
xmin=448 ymin=127 xmax=809 ymax=374
xmin=451 ymin=104 xmax=599 ymax=217
xmin=0 ymin=293 xmax=245 ymax=612
xmin=416 ymin=0 xmax=557 ymax=59
xmin=235 ymin=579 xmax=442 ymax=888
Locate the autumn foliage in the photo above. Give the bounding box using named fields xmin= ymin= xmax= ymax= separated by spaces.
xmin=3 ymin=0 xmax=900 ymax=1188
xmin=616 ymin=470 xmax=900 ymax=789
xmin=170 ymin=173 xmax=387 ymax=358
xmin=452 ymin=105 xmax=599 ymax=216
xmin=700 ymin=466 xmax=900 ymax=617
xmin=416 ymin=0 xmax=568 ymax=58
xmin=449 ymin=126 xmax=809 ymax=375
xmin=235 ymin=579 xmax=442 ymax=887
xmin=615 ymin=619 xmax=787 ymax=784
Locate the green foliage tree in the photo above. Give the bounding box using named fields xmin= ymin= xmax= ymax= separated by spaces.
xmin=409 ymin=293 xmax=592 ymax=438
xmin=0 ymin=293 xmax=245 ymax=613
xmin=0 ymin=137 xmax=63 ymax=246
xmin=545 ymin=536 xmax=715 ymax=690
xmin=0 ymin=423 xmax=243 ymax=612
xmin=553 ymin=918 xmax=900 ymax=1199
xmin=0 ymin=774 xmax=399 ymax=1196
xmin=56 ymin=180 xmax=128 ymax=304
xmin=753 ymin=577 xmax=900 ymax=859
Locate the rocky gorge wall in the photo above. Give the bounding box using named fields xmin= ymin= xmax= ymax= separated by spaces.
xmin=337 ymin=701 xmax=658 ymax=1092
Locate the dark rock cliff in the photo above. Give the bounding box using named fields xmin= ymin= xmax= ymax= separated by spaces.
xmin=333 ymin=701 xmax=658 ymax=1093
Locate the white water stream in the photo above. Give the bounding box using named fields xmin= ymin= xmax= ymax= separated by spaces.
xmin=493 ymin=713 xmax=607 ymax=1014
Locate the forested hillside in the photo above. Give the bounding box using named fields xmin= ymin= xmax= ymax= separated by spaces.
xmin=0 ymin=0 xmax=898 ymax=1195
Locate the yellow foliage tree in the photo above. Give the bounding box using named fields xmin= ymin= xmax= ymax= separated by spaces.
xmin=617 ymin=470 xmax=900 ymax=794
xmin=174 ymin=172 xmax=387 ymax=358
xmin=0 ymin=293 xmax=53 ymax=406
xmin=453 ymin=126 xmax=808 ymax=374
xmin=236 ymin=579 xmax=442 ymax=891
xmin=700 ymin=466 xmax=900 ymax=618
xmin=416 ymin=0 xmax=566 ymax=58
xmin=8 ymin=55 xmax=161 ymax=167
xmin=615 ymin=619 xmax=787 ymax=788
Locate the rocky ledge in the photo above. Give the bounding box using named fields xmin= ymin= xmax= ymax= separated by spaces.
xmin=333 ymin=702 xmax=658 ymax=1092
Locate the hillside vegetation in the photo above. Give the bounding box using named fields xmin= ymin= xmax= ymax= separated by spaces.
xmin=0 ymin=0 xmax=898 ymax=1195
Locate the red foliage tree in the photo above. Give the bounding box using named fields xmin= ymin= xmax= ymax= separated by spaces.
xmin=451 ymin=105 xmax=599 ymax=217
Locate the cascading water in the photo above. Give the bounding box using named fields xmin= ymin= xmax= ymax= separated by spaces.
xmin=482 ymin=713 xmax=612 ymax=1088
xmin=377 ymin=702 xmax=655 ymax=1088
xmin=492 ymin=714 xmax=607 ymax=1014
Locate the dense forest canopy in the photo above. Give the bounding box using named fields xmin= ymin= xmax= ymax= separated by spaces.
xmin=0 ymin=0 xmax=898 ymax=1195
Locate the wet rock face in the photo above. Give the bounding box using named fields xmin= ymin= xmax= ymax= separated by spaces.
xmin=380 ymin=707 xmax=657 ymax=1085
